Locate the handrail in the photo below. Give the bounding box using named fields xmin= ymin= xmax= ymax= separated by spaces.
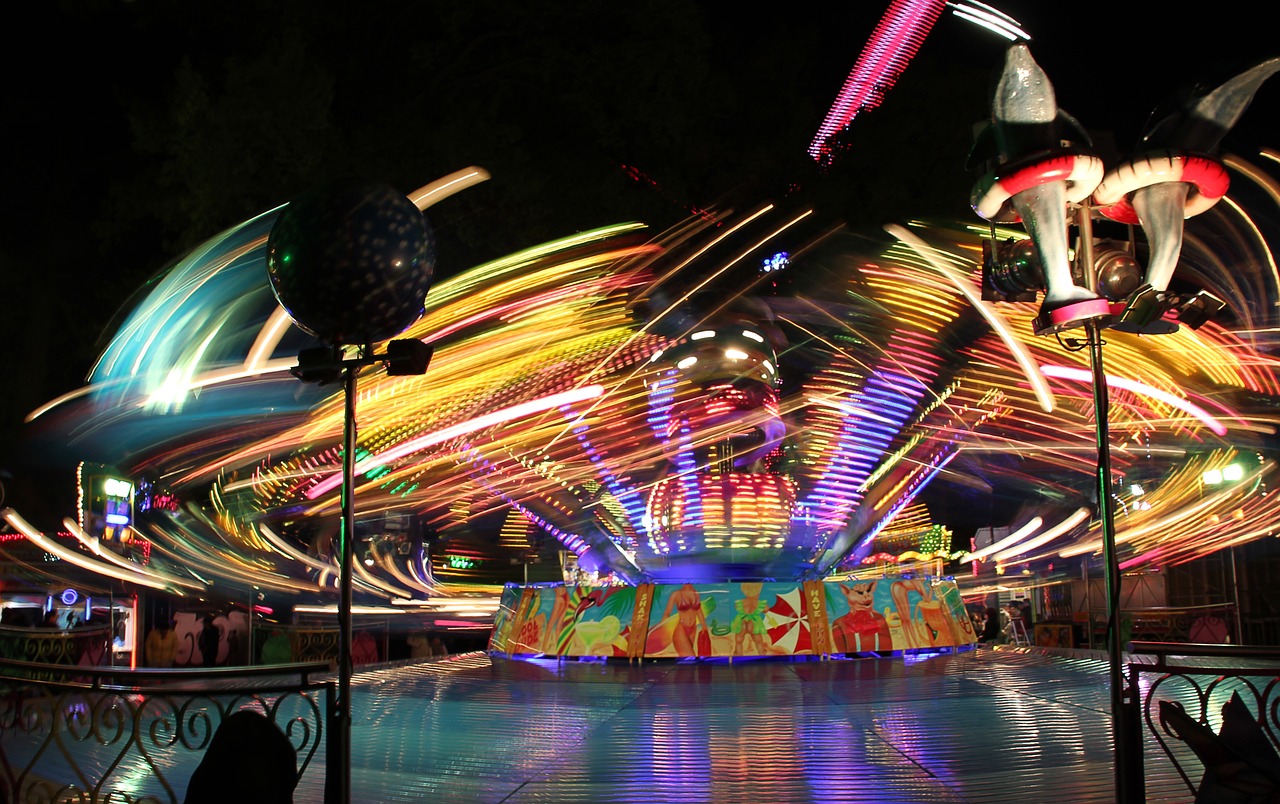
xmin=1121 ymin=641 xmax=1280 ymax=801
xmin=1129 ymin=641 xmax=1280 ymax=667
xmin=0 ymin=655 xmax=331 ymax=685
xmin=0 ymin=655 xmax=335 ymax=802
xmin=1091 ymin=603 xmax=1236 ymax=614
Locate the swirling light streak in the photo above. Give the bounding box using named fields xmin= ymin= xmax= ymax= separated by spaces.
xmin=407 ymin=166 xmax=491 ymax=210
xmin=998 ymin=458 xmax=1218 ymax=565
xmin=961 ymin=516 xmax=1043 ymax=562
xmin=163 ymin=493 xmax=375 ymax=596
xmin=1222 ymin=154 xmax=1280 ymax=296
xmin=25 ymin=157 xmax=1280 ymax=601
xmin=390 ymin=596 xmax=502 ymax=615
xmin=253 ymin=524 xmax=342 ymax=589
xmin=1057 ymin=489 xmax=1229 ymax=560
xmin=948 ymin=2 xmax=1028 ymax=40
xmin=2 ymin=508 xmax=187 ymax=594
xmin=303 ymin=385 xmax=605 ymax=501
xmin=991 ymin=507 xmax=1090 ymax=562
xmin=534 ymin=209 xmax=811 ymax=469
xmin=1038 ymin=364 xmax=1227 ymax=435
xmin=137 ymin=516 xmax=339 ymax=596
xmin=295 ymin=605 xmax=409 ymax=616
xmin=427 ymin=223 xmax=648 ymax=310
xmin=857 ymin=450 xmax=959 ymax=551
xmin=36 ymin=170 xmax=495 ymax=427
xmin=350 ymin=545 xmax=418 ymax=600
xmin=365 ymin=541 xmax=436 ymax=597
xmin=1119 ymin=485 xmax=1280 ymax=570
xmin=887 ymin=223 xmax=1055 ymax=412
xmin=632 ymin=209 xmax=770 ymax=306
xmin=61 ymin=518 xmax=207 ymax=593
xmin=112 ymin=224 xmax=272 ymax=382
xmin=408 ymin=549 xmax=437 ymax=591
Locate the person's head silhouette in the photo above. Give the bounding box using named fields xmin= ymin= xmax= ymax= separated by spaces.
xmin=184 ymin=710 xmax=296 ymax=803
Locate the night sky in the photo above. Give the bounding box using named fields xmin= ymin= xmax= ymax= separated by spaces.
xmin=2 ymin=0 xmax=1276 ymax=473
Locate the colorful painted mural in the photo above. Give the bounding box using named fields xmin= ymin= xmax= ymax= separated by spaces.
xmin=489 ymin=577 xmax=976 ymax=659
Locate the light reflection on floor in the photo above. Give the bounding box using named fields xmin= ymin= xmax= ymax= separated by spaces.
xmin=274 ymin=646 xmax=1201 ymax=803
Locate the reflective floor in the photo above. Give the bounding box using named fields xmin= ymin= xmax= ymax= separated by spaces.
xmin=289 ymin=646 xmax=1195 ymax=803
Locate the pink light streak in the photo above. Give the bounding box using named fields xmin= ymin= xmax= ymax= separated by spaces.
xmin=808 ymin=0 xmax=949 ymax=165
xmin=304 ymin=385 xmax=605 ymax=500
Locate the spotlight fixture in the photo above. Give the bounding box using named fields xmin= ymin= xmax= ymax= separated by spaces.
xmin=1173 ymin=290 xmax=1226 ymax=330
xmin=385 ymin=339 xmax=433 ymax=376
xmin=291 ymin=346 xmax=344 ymax=385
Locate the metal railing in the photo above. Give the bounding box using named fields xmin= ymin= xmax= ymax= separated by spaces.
xmin=1122 ymin=641 xmax=1280 ymax=801
xmin=0 ymin=657 xmax=333 ymax=804
xmin=254 ymin=621 xmax=390 ymax=666
xmin=0 ymin=624 xmax=113 ymax=669
xmin=255 ymin=623 xmax=341 ymax=666
xmin=1083 ymin=603 xmax=1238 ymax=647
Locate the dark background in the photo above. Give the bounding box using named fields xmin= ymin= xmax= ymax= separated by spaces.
xmin=3 ymin=0 xmax=1277 ymax=476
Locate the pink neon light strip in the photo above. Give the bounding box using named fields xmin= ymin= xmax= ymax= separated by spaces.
xmin=808 ymin=0 xmax=948 ymax=164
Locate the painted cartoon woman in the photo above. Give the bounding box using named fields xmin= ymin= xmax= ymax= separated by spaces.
xmin=731 ymin=582 xmax=769 ymax=656
xmin=662 ymin=583 xmax=708 ymax=657
xmin=540 ymin=584 xmax=572 ymax=655
xmin=891 ymin=578 xmax=942 ymax=649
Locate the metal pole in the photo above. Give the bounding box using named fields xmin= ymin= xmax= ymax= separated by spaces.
xmin=1086 ymin=318 xmax=1131 ymax=802
xmin=1081 ymin=559 xmax=1092 ymax=649
xmin=248 ymin=587 xmax=256 ymax=665
xmin=109 ymin=588 xmax=114 ymax=667
xmin=336 ymin=361 xmax=358 ymax=804
xmin=1230 ymin=546 xmax=1244 ymax=642
xmin=1077 ymin=209 xmax=1133 ymax=802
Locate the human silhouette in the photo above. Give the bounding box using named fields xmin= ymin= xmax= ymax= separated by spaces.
xmin=261 ymin=630 xmax=292 ymax=665
xmin=979 ymin=607 xmax=1002 ymax=643
xmin=198 ymin=614 xmax=221 ymax=667
xmin=184 ymin=710 xmax=297 ymax=803
xmin=407 ymin=632 xmax=432 ymax=658
xmin=145 ymin=620 xmax=179 ymax=667
xmin=226 ymin=629 xmax=245 ymax=666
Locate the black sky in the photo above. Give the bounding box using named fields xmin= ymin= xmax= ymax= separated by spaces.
xmin=2 ymin=0 xmax=1277 ymax=470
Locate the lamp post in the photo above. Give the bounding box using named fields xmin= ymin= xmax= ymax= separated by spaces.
xmin=971 ymin=43 xmax=1279 ymax=801
xmin=1075 ymin=209 xmax=1130 ymax=798
xmin=265 ymin=180 xmax=436 ymax=804
xmin=970 ymin=42 xmax=1135 ymax=790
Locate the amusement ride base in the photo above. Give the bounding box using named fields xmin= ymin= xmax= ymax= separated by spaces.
xmin=488 ymin=576 xmax=977 ymax=661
